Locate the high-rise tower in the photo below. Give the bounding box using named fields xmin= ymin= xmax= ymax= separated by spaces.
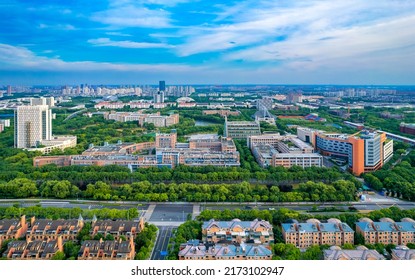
xmin=14 ymin=105 xmax=52 ymax=148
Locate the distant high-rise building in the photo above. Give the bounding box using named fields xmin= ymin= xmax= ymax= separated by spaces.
xmin=286 ymin=93 xmax=303 ymax=104
xmin=159 ymin=81 xmax=166 ymax=92
xmin=7 ymin=85 xmax=12 ymax=95
xmin=153 ymin=91 xmax=165 ymax=103
xmin=30 ymin=97 xmax=55 ymax=108
xmin=14 ymin=105 xmax=52 ymax=148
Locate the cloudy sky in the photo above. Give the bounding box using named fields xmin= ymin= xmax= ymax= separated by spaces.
xmin=0 ymin=0 xmax=414 ymax=85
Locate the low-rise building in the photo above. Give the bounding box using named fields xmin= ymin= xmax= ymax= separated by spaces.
xmin=202 ymin=219 xmax=274 ymax=245
xmin=82 ymin=141 xmax=155 ymax=156
xmin=104 ymin=111 xmax=179 ymax=127
xmin=323 ymin=245 xmax=385 ymax=260
xmin=77 ymin=237 xmax=135 ymax=260
xmin=90 ymin=218 xmax=145 ymax=241
xmin=203 ymin=110 xmax=240 ymax=117
xmin=27 ymin=135 xmax=77 ymax=154
xmin=0 ymin=216 xmax=29 ymax=247
xmin=249 ymin=134 xmax=322 ymax=168
xmin=400 ymin=123 xmax=415 ymax=135
xmin=282 ymin=218 xmax=354 ymax=249
xmin=156 ymin=148 xmax=240 ymax=168
xmin=188 ymin=134 xmax=237 ymax=153
xmin=3 ymin=237 xmax=63 ymax=260
xmin=178 ymin=242 xmax=272 ymax=260
xmin=224 ymin=118 xmax=261 ymax=140
xmin=391 ymin=246 xmax=415 ymax=260
xmin=94 ymin=102 xmax=125 ymax=109
xmin=33 ymin=155 xmax=72 ymax=167
xmin=355 ymin=218 xmax=415 ymax=245
xmin=26 ymin=216 xmax=84 ymax=242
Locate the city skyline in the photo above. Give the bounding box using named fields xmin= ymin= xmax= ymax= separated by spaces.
xmin=1 ymin=0 xmax=415 ymax=85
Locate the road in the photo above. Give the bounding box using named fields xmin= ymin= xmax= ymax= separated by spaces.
xmin=1 ymin=199 xmax=414 ymax=213
xmin=150 ymin=226 xmax=175 ymax=260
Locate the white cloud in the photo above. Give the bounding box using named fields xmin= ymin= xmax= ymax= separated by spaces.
xmin=0 ymin=44 xmax=199 ymax=72
xmin=105 ymin=32 xmax=132 ymax=37
xmin=88 ymin=38 xmax=172 ymax=49
xmin=224 ymin=15 xmax=415 ymax=70
xmin=91 ymin=4 xmax=171 ymax=28
xmin=175 ymin=0 xmax=415 ymax=59
xmin=38 ymin=23 xmax=76 ymax=30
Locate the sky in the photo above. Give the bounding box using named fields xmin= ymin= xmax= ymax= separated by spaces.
xmin=0 ymin=0 xmax=414 ymax=85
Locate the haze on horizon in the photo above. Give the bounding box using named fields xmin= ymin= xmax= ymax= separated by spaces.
xmin=0 ymin=0 xmax=414 ymax=85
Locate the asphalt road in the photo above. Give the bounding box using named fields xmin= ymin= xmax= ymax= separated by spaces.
xmin=149 ymin=204 xmax=193 ymax=222
xmin=150 ymin=226 xmax=175 ymax=260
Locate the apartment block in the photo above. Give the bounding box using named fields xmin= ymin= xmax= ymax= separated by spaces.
xmin=400 ymin=123 xmax=415 ymax=135
xmin=224 ymin=118 xmax=261 ymax=140
xmin=282 ymin=218 xmax=354 ymax=249
xmin=77 ymin=237 xmax=135 ymax=260
xmin=178 ymin=242 xmax=272 ymax=260
xmin=203 ymin=110 xmax=240 ymax=117
xmin=14 ymin=105 xmax=52 ymax=148
xmin=128 ymin=101 xmax=151 ymax=109
xmin=323 ymin=245 xmax=385 ymax=260
xmin=0 ymin=119 xmax=11 ymax=127
xmin=202 ymin=219 xmax=274 ymax=245
xmin=3 ymin=237 xmax=63 ymax=260
xmin=139 ymin=113 xmax=179 ymax=127
xmin=355 ymin=218 xmax=415 ymax=245
xmin=94 ymin=102 xmax=125 ymax=109
xmin=155 ymin=130 xmax=177 ymax=148
xmin=315 ymin=130 xmax=393 ymax=175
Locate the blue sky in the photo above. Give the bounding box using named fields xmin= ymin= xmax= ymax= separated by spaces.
xmin=0 ymin=0 xmax=414 ymax=85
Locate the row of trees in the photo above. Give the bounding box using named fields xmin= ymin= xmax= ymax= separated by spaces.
xmin=135 ymin=223 xmax=158 ymax=260
xmin=364 ymin=152 xmax=415 ymax=201
xmin=0 ymin=206 xmax=138 ymax=220
xmin=0 ymin=178 xmax=359 ymax=203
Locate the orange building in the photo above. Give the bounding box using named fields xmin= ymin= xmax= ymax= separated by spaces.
xmin=77 ymin=237 xmax=135 ymax=260
xmin=26 ymin=216 xmax=84 ymax=242
xmin=0 ymin=216 xmax=29 ymax=247
xmin=3 ymin=236 xmax=64 ymax=259
xmin=315 ymin=130 xmax=392 ymax=175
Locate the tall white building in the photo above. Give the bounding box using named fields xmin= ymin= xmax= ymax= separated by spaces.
xmin=153 ymin=91 xmax=165 ymax=103
xmin=14 ymin=105 xmax=52 ymax=148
